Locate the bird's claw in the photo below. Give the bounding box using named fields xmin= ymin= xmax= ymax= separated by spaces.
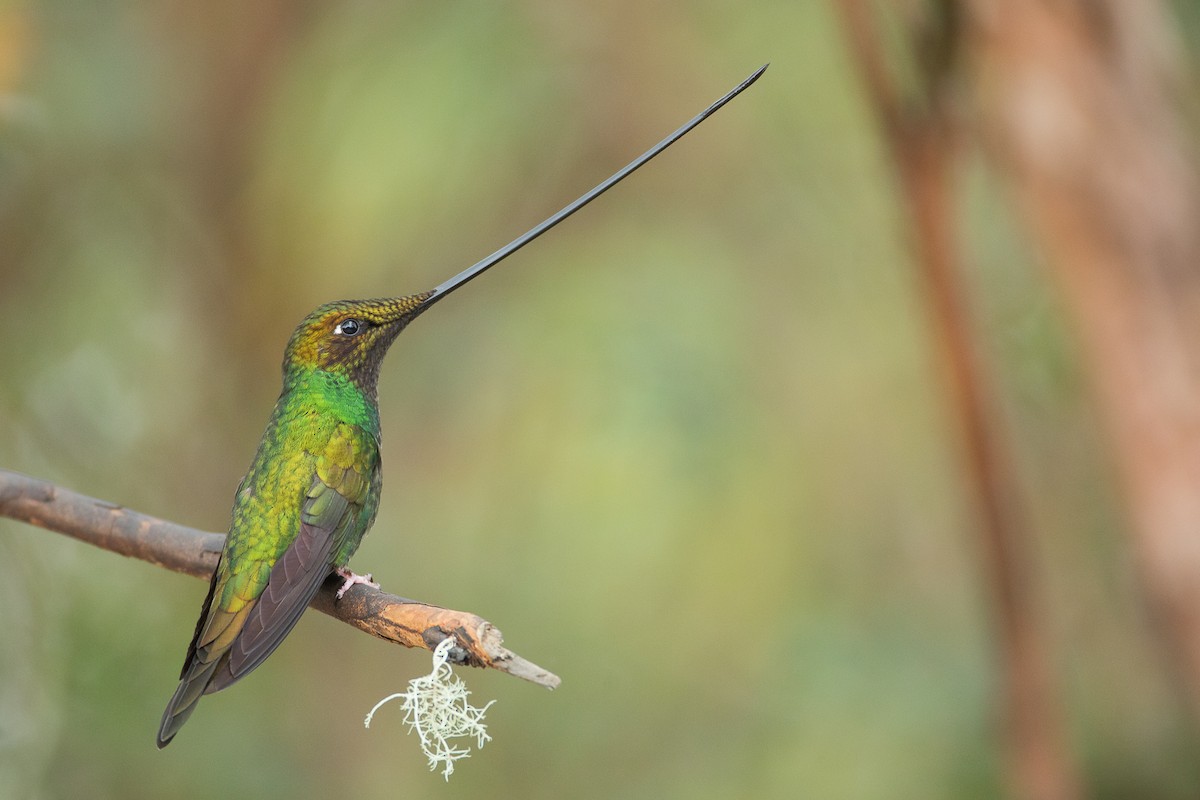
xmin=334 ymin=567 xmax=380 ymax=600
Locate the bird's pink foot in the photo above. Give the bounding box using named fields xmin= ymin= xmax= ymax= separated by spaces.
xmin=334 ymin=567 xmax=380 ymax=600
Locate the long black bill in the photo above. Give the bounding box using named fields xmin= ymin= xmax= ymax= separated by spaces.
xmin=416 ymin=63 xmax=768 ymax=313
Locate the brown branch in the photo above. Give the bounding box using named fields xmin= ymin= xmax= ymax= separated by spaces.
xmin=836 ymin=3 xmax=1081 ymax=799
xmin=0 ymin=468 xmax=560 ymax=689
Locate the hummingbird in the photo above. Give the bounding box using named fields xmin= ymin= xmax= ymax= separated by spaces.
xmin=156 ymin=64 xmax=766 ymax=748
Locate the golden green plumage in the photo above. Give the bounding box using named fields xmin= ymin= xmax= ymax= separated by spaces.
xmin=157 ymin=296 xmax=428 ymax=748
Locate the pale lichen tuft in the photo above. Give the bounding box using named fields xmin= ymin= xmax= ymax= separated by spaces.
xmin=364 ymin=637 xmax=495 ymax=780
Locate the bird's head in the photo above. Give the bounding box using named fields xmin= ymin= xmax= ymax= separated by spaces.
xmin=282 ymin=293 xmax=434 ymax=394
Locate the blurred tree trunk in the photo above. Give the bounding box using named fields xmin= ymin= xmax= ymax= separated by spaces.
xmin=836 ymin=4 xmax=1081 ymax=799
xmin=152 ymin=0 xmax=316 ymax=368
xmin=841 ymin=0 xmax=1200 ymax=797
xmin=964 ymin=0 xmax=1200 ymax=709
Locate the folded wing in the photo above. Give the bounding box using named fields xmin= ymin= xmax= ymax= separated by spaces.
xmin=156 ymin=423 xmax=377 ymax=747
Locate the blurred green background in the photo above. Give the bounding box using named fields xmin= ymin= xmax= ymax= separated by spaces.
xmin=2 ymin=2 xmax=1199 ymax=798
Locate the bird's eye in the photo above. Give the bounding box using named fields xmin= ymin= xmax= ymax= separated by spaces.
xmin=334 ymin=319 xmax=362 ymax=336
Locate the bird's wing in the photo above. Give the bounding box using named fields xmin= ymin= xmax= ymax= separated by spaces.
xmin=157 ymin=422 xmax=376 ymax=746
xmin=211 ymin=422 xmax=377 ymax=690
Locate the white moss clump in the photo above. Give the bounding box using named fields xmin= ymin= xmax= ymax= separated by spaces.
xmin=364 ymin=637 xmax=495 ymax=780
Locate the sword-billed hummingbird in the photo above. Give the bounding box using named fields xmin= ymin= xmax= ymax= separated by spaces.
xmin=156 ymin=64 xmax=766 ymax=747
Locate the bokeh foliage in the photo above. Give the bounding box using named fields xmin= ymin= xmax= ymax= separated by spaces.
xmin=1 ymin=2 xmax=1198 ymax=798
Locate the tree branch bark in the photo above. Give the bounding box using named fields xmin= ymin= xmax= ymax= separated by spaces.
xmin=0 ymin=467 xmax=560 ymax=690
